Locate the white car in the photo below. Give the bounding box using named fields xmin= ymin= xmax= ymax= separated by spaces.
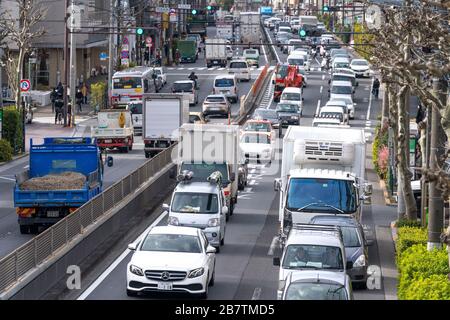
xmin=331 ymin=57 xmax=351 ymax=72
xmin=350 ymin=59 xmax=371 ymax=78
xmin=228 ymin=60 xmax=251 ymax=82
xmin=287 ymin=52 xmax=310 ymax=72
xmin=172 ymin=80 xmax=198 ymax=105
xmin=202 ymin=94 xmax=231 ymax=117
xmin=243 ymin=49 xmax=260 ymax=67
xmin=126 ymin=226 xmax=216 ymax=298
xmin=312 ymin=117 xmax=345 ymax=127
xmin=279 ymin=87 xmax=303 ymax=109
xmin=151 ymin=67 xmax=167 ymax=86
xmin=318 ymin=105 xmax=348 ymax=125
xmin=325 ymin=99 xmax=353 ymax=120
xmin=240 ymin=131 xmax=274 ymax=164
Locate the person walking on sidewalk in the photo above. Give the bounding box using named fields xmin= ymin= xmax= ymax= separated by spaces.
xmin=81 ymin=82 xmax=89 ymax=104
xmin=75 ymin=88 xmax=83 ymax=113
xmin=372 ymin=78 xmax=380 ymax=99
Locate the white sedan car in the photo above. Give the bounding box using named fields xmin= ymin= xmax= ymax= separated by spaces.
xmin=126 ymin=226 xmax=216 ymax=298
xmin=240 ymin=131 xmax=274 ymax=164
xmin=350 ymin=59 xmax=371 ymax=78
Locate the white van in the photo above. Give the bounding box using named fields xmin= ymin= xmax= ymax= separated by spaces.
xmin=213 ymin=75 xmax=238 ymax=103
xmin=287 ymin=52 xmax=310 ymax=72
xmin=172 ymin=80 xmax=198 ymax=105
xmin=228 ymin=59 xmax=251 ymax=82
xmin=279 ymin=87 xmax=303 ymax=109
xmin=332 ymin=57 xmax=351 ymax=72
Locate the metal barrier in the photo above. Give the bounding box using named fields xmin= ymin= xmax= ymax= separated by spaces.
xmin=0 ymin=144 xmax=175 ymax=293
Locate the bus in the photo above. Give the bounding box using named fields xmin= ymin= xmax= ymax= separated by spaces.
xmin=111 ymin=67 xmax=160 ymax=105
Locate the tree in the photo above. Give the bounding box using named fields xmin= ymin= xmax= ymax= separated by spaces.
xmin=0 ymin=0 xmax=47 ymax=109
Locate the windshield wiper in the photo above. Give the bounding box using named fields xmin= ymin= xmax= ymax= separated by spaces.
xmin=296 ymin=202 xmax=321 ymax=212
xmin=320 ymin=204 xmax=345 ymax=214
xmin=296 ymin=202 xmax=345 ymax=214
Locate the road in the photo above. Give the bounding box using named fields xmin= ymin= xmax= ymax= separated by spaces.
xmin=72 ymin=27 xmax=397 ymax=300
xmin=0 ymin=26 xmax=262 ymax=260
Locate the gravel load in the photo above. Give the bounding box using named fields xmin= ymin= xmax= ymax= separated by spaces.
xmin=20 ymin=172 xmax=86 ymax=190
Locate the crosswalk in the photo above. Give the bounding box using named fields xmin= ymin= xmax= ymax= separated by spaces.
xmin=166 ymin=66 xmax=266 ymax=72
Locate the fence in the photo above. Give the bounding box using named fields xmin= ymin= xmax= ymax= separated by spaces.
xmin=0 ymin=144 xmax=175 ymax=293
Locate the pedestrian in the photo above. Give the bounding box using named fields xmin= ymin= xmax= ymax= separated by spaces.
xmin=175 ymin=49 xmax=181 ymax=66
xmin=67 ymin=102 xmax=72 ymax=127
xmin=50 ymin=88 xmax=57 ymax=113
xmin=81 ymin=82 xmax=89 ymax=104
xmin=54 ymin=98 xmax=63 ymax=124
xmin=76 ymin=88 xmax=83 ymax=112
xmin=372 ymin=78 xmax=380 ymax=99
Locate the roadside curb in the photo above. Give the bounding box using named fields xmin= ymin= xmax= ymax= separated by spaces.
xmin=380 ymin=178 xmax=397 ymax=206
xmin=0 ymin=152 xmax=29 ymax=167
xmin=390 ymin=221 xmax=398 ymax=253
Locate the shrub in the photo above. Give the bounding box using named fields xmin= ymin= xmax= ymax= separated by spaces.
xmin=378 ymin=145 xmax=389 ymax=178
xmin=372 ymin=124 xmax=389 ymax=178
xmin=0 ymin=139 xmax=13 ymax=162
xmin=396 ymin=227 xmax=427 ymax=256
xmin=1 ymin=106 xmax=23 ymax=154
xmin=397 ymin=244 xmax=450 ymax=299
xmin=396 ymin=218 xmax=422 ymax=228
xmin=402 ymin=274 xmax=450 ymax=300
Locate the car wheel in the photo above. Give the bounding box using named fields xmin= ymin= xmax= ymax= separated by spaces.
xmin=145 ymin=152 xmax=150 ymax=158
xmin=214 ymin=245 xmax=220 ymax=254
xmin=229 ymin=201 xmax=234 ymax=215
xmin=199 ymin=279 xmax=209 ymax=299
xmin=29 ymin=225 xmax=39 ymax=234
xmin=127 ymin=289 xmax=138 ymax=297
xmin=220 ymin=233 xmax=225 ymax=246
xmin=20 ymin=225 xmax=30 ymax=234
xmin=209 ymin=269 xmax=215 ymax=287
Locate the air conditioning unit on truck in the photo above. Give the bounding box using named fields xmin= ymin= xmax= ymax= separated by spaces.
xmin=14 ymin=137 xmax=113 ymax=234
xmin=176 ymin=124 xmax=242 ymax=221
xmin=274 ymin=126 xmax=372 ymax=237
xmin=143 ymin=93 xmax=189 ymax=158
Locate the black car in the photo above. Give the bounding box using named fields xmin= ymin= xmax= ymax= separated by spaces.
xmin=252 ymin=108 xmax=280 ymax=128
xmin=276 ymin=103 xmax=302 ymax=127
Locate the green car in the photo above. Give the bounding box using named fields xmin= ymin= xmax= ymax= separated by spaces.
xmin=243 ymin=49 xmax=260 ymax=67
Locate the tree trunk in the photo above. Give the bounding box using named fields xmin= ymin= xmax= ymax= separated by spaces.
xmin=381 ymin=82 xmax=389 ymax=129
xmin=397 ymin=85 xmax=418 ymax=220
xmin=15 ymin=48 xmax=25 ymax=109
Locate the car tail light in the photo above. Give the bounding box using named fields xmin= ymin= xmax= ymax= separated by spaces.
xmin=224 ymin=190 xmax=230 ymax=197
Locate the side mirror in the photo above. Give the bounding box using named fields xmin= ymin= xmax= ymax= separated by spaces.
xmin=128 ymin=243 xmax=138 ymax=251
xmin=162 ymin=203 xmax=170 ymax=212
xmin=206 ymin=245 xmax=217 ymax=254
xmin=273 ymin=257 xmax=281 ymax=266
xmin=274 ymin=178 xmax=281 ymax=192
xmin=362 ymin=224 xmax=375 ymax=246
xmin=107 ymin=156 xmax=113 ymax=167
xmin=230 ymin=172 xmax=236 ymax=182
xmin=364 ymin=183 xmax=373 ymax=195
xmin=360 ymin=194 xmax=372 ymax=205
xmin=346 ymin=261 xmax=353 ymax=270
xmin=222 ymin=206 xmax=229 ymax=215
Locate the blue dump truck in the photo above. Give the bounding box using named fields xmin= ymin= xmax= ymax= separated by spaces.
xmin=14 ymin=137 xmax=113 ymax=234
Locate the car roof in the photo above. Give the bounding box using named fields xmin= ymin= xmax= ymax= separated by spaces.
xmin=214 ymin=74 xmax=235 ymax=80
xmin=326 ymin=100 xmax=347 ymax=107
xmin=331 ymin=80 xmax=353 ymax=86
xmin=282 ymin=87 xmax=302 ymax=93
xmin=174 ymin=80 xmax=194 ymax=84
xmin=332 ymin=72 xmax=355 ymax=78
xmin=206 ymin=94 xmax=227 ymax=99
xmin=310 ymin=215 xmax=361 ymax=228
xmin=174 ymin=181 xmax=220 ymax=194
xmin=333 ymin=57 xmax=350 ymax=62
xmin=320 ymin=106 xmax=345 ymax=113
xmin=351 ymin=59 xmax=368 ymax=63
xmin=149 ymin=225 xmax=199 ymax=236
xmin=241 ymin=131 xmax=271 ymax=137
xmin=230 ymin=59 xmax=248 ymax=63
xmin=246 ymin=119 xmax=271 ymax=124
xmin=286 ymin=228 xmax=343 ymax=247
xmin=288 ymin=270 xmax=347 ymax=285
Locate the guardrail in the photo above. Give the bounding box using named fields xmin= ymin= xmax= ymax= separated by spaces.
xmin=0 ymin=145 xmax=175 ymax=294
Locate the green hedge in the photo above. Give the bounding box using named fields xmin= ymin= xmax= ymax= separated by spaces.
xmin=396 ymin=218 xmax=422 ymax=228
xmin=0 ymin=139 xmax=13 ymax=162
xmin=1 ymin=106 xmax=23 ymax=154
xmin=397 ymin=244 xmax=450 ymax=300
xmin=396 ymin=226 xmax=428 ymax=257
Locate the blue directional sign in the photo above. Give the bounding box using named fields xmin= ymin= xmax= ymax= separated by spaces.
xmin=260 ymin=7 xmax=273 ymax=14
xmin=99 ymin=52 xmax=108 ymax=60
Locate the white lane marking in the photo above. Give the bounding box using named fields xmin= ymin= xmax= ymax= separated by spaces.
xmin=366 ymin=77 xmax=374 ymax=121
xmin=197 ymin=67 xmax=207 ymax=70
xmin=261 ymin=38 xmax=268 ymax=65
xmin=252 ymin=287 xmax=262 ymax=300
xmin=208 ymin=67 xmax=217 ymax=71
xmin=0 ymin=176 xmax=15 ymax=181
xmin=167 ymin=68 xmax=175 ymax=70
xmin=24 ymin=165 xmax=29 ymax=169
xmin=218 ymin=68 xmax=226 ymax=71
xmin=322 ymin=74 xmax=325 ymax=80
xmin=188 ymin=67 xmax=195 ymax=70
xmin=315 ymin=57 xmax=320 ymax=66
xmin=315 ymin=99 xmax=321 ymax=116
xmin=177 ymin=67 xmax=185 ymax=70
xmin=249 ymin=180 xmax=256 ymax=186
xmin=77 ymin=210 xmax=169 ymax=300
xmin=319 ymin=85 xmax=323 ymax=94
xmin=267 ymin=236 xmax=278 ymax=256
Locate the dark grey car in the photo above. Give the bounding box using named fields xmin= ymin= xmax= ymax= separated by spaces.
xmin=276 ymin=103 xmax=302 ymax=127
xmin=309 ymin=215 xmax=373 ymax=289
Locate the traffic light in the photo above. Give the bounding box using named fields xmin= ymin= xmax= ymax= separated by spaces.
xmin=299 ymin=29 xmax=306 ymax=37
xmin=323 ymin=5 xmax=329 ymax=12
xmin=136 ymin=28 xmax=143 ymax=35
xmin=207 ymin=5 xmax=212 ymax=10
xmin=191 ymin=9 xmax=197 ymax=15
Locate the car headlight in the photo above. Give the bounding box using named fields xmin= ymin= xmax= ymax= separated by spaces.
xmin=188 ymin=267 xmax=205 ymax=278
xmin=353 ymin=254 xmax=367 ymax=267
xmin=129 ymin=264 xmax=144 ymax=276
xmin=168 ymin=216 xmax=179 ymax=226
xmin=278 ymin=279 xmax=286 ymax=291
xmin=208 ymin=218 xmax=220 ymax=227
xmin=291 ymin=115 xmax=298 ymax=119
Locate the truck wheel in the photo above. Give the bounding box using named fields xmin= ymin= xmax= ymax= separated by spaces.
xmin=121 ymin=147 xmax=128 ymax=153
xmin=29 ymin=225 xmax=38 ymax=234
xmin=145 ymin=152 xmax=150 ymax=158
xmin=229 ymin=202 xmax=234 ymax=216
xmin=20 ymin=225 xmax=30 ymax=234
xmin=128 ymin=143 xmax=133 ymax=151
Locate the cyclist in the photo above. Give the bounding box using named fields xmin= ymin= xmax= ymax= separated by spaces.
xmin=188 ymin=71 xmax=198 ymax=89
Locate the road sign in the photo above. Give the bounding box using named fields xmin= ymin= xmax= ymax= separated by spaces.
xmin=178 ymin=3 xmax=191 ymax=9
xmin=20 ymin=79 xmax=31 ymax=92
xmin=122 ymin=44 xmax=129 ymax=51
xmin=121 ymin=58 xmax=129 ymax=67
xmin=67 ymin=4 xmax=81 ymax=30
xmin=99 ymin=52 xmax=108 ymax=60
xmin=122 ymin=36 xmax=129 ymax=45
xmin=146 ymin=37 xmax=152 ymax=45
xmin=156 ymin=7 xmax=170 ymax=13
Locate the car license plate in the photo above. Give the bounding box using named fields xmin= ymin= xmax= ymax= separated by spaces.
xmin=104 ymin=139 xmax=112 ymax=143
xmin=157 ymin=282 xmax=173 ymax=291
xmin=47 ymin=211 xmax=59 ymax=218
xmin=221 ymin=91 xmax=229 ymax=94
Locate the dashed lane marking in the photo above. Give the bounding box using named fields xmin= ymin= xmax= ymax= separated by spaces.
xmin=252 ymin=287 xmax=262 ymax=300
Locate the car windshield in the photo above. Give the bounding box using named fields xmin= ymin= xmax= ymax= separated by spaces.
xmin=254 ymin=109 xmax=278 ymax=120
xmin=215 ymin=78 xmax=235 ymax=87
xmin=282 ymin=245 xmax=344 ymax=270
xmin=341 ymin=226 xmax=361 ymax=247
xmin=244 ymin=122 xmax=270 ymax=132
xmin=140 ymin=234 xmax=202 ymax=253
xmin=331 ymin=85 xmax=352 ymax=94
xmin=171 ymin=192 xmax=219 ymax=214
xmin=334 ymin=62 xmax=350 ymax=69
xmin=352 ymin=60 xmax=368 ymax=66
xmin=230 ymin=62 xmax=247 ymax=69
xmin=286 ymin=178 xmax=357 ymax=213
xmin=277 ymin=104 xmax=298 ymax=112
xmin=206 ymin=96 xmax=226 ymax=103
xmin=281 ymin=93 xmax=301 ymax=101
xmin=181 ymin=163 xmax=229 ymax=183
xmin=288 ymin=58 xmax=305 ymax=66
xmin=129 ymin=103 xmax=142 ymax=114
xmin=285 ymin=282 xmax=347 ymax=300
xmin=241 ymin=133 xmax=270 ymax=144
xmin=245 ymin=50 xmax=257 ymax=55
xmin=113 ymin=77 xmax=141 ymax=89
xmin=173 ymin=82 xmax=193 ymax=92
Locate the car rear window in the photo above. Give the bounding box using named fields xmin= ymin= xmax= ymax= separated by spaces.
xmin=215 ymin=78 xmax=235 ymax=87
xmin=245 ymin=50 xmax=257 ymax=54
xmin=230 ymin=62 xmax=247 ymax=69
xmin=206 ymin=96 xmax=226 ymax=103
xmin=173 ymin=82 xmax=193 ymax=92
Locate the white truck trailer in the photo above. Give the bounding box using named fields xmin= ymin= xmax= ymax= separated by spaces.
xmin=142 ymin=94 xmax=189 ymax=158
xmin=274 ymin=126 xmax=372 ymax=236
xmin=205 ymin=38 xmax=228 ymax=68
xmin=239 ymin=12 xmax=261 ymax=49
xmin=216 ymin=22 xmax=233 ymax=41
xmin=177 ymin=124 xmax=242 ymax=220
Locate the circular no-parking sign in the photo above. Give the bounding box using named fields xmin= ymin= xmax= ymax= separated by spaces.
xmin=20 ymin=79 xmax=31 ymax=92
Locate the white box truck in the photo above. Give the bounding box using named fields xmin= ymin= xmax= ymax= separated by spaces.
xmin=216 ymin=23 xmax=233 ymax=41
xmin=239 ymin=12 xmax=261 ymax=49
xmin=92 ymin=109 xmax=134 ymax=153
xmin=205 ymin=38 xmax=228 ymax=68
xmin=142 ymin=94 xmax=189 ymax=158
xmin=177 ymin=124 xmax=244 ymax=220
xmin=274 ymin=126 xmax=372 ymax=236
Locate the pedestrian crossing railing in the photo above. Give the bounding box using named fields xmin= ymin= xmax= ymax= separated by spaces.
xmin=0 ymin=144 xmax=176 ymax=295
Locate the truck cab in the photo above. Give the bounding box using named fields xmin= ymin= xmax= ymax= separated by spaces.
xmin=165 ymin=171 xmax=228 ymax=252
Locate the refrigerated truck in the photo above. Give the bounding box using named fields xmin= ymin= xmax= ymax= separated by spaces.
xmin=239 ymin=12 xmax=261 ymax=49
xmin=205 ymin=38 xmax=228 ymax=68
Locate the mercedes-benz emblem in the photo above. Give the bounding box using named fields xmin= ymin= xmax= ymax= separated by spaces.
xmin=161 ymin=271 xmax=170 ymax=281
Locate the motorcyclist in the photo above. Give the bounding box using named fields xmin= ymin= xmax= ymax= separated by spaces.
xmin=188 ymin=71 xmax=198 ymax=89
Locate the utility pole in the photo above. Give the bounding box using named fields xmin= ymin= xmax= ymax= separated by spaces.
xmin=108 ymin=0 xmax=114 ymax=108
xmin=63 ymin=0 xmax=70 ymax=127
xmin=428 ymin=77 xmax=446 ymax=250
xmin=69 ymin=0 xmax=77 ymax=127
